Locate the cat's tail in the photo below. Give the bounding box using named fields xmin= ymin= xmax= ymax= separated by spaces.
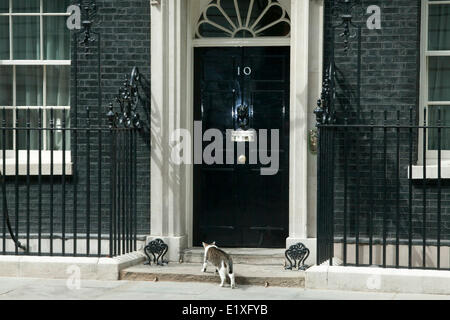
xmin=227 ymin=258 xmax=234 ymax=275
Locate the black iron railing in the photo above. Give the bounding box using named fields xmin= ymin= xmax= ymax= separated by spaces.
xmin=317 ymin=105 xmax=450 ymax=270
xmin=0 ymin=67 xmax=144 ymax=258
xmin=0 ymin=1 xmax=145 ymax=258
xmin=314 ymin=0 xmax=450 ymax=270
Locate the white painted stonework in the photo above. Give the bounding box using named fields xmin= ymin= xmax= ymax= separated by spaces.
xmin=306 ymin=266 xmax=450 ymax=295
xmin=0 ymin=252 xmax=146 ymax=280
xmin=150 ymin=0 xmax=323 ymax=263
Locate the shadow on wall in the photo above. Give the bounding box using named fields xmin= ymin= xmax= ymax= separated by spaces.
xmin=137 ymin=73 xmax=151 ymax=149
xmin=149 ymin=90 xmax=182 ymax=203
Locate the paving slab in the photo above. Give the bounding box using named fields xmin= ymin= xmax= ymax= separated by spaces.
xmin=0 ymin=277 xmax=448 ymax=300
xmin=120 ymin=263 xmax=305 ymax=288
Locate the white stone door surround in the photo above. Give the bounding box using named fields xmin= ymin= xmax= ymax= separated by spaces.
xmin=149 ymin=0 xmax=323 ymax=263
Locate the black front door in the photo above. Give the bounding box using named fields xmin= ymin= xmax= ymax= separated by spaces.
xmin=193 ymin=46 xmax=290 ymax=248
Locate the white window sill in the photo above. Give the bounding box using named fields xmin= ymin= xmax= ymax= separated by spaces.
xmin=0 ymin=151 xmax=72 ymax=176
xmin=409 ymin=160 xmax=450 ymax=179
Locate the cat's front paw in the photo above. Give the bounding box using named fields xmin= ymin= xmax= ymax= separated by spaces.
xmin=201 ymin=268 xmax=206 ymax=273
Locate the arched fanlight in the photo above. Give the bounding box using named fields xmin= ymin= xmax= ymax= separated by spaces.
xmin=196 ymin=0 xmax=291 ymax=38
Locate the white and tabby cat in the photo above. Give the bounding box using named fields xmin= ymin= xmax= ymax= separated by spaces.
xmin=201 ymin=242 xmax=236 ymax=289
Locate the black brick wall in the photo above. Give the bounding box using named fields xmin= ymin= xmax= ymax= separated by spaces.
xmin=1 ymin=0 xmax=151 ymax=241
xmin=323 ymin=0 xmax=450 ymax=243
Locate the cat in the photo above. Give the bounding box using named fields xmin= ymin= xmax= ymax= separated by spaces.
xmin=201 ymin=242 xmax=236 ymax=289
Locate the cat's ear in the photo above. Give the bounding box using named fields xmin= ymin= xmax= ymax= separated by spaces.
xmin=212 ymin=241 xmax=216 ymax=246
xmin=202 ymin=242 xmax=207 ymax=248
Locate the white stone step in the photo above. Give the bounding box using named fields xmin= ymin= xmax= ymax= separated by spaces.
xmin=181 ymin=247 xmax=287 ymax=266
xmin=120 ymin=263 xmax=305 ymax=288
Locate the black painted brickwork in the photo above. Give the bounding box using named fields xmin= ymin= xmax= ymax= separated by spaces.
xmin=0 ymin=0 xmax=151 ymax=240
xmin=324 ymin=0 xmax=450 ymax=243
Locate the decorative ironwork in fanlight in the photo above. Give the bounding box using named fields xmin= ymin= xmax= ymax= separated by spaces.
xmin=144 ymin=239 xmax=169 ymax=266
xmin=78 ymin=0 xmax=99 ymax=48
xmin=285 ymin=242 xmax=310 ymax=271
xmin=196 ymin=0 xmax=291 ymax=38
xmin=107 ymin=67 xmax=142 ymax=129
xmin=331 ymin=0 xmax=364 ymax=51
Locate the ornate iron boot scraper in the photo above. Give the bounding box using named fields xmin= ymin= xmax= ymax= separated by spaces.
xmin=285 ymin=243 xmax=310 ymax=271
xmin=144 ymin=239 xmax=169 ymax=266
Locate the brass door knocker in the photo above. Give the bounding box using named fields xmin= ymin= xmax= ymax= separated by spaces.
xmin=309 ymin=129 xmax=318 ymax=155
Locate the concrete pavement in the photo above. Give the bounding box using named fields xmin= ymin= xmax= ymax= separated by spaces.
xmin=0 ymin=277 xmax=448 ymax=300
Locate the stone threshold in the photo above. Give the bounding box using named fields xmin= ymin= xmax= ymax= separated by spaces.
xmin=182 ymin=247 xmax=286 ymax=265
xmin=120 ymin=263 xmax=305 ymax=288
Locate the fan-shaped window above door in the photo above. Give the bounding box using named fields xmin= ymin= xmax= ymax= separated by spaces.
xmin=196 ymin=0 xmax=291 ymax=38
